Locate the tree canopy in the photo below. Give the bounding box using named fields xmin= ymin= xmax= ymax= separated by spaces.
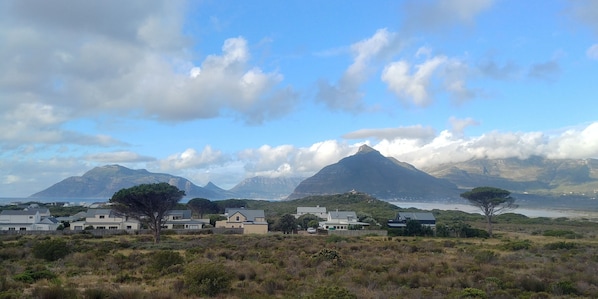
xmin=187 ymin=198 xmax=219 ymax=218
xmin=460 ymin=186 xmax=517 ymax=237
xmin=110 ymin=183 xmax=185 ymax=243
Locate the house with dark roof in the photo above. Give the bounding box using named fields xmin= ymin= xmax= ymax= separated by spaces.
xmin=215 ymin=208 xmax=268 ymax=234
xmin=387 ymin=212 xmax=436 ymax=228
xmin=162 ymin=209 xmax=207 ymax=229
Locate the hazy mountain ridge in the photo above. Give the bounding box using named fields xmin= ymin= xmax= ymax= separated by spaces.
xmin=30 ymin=165 xmax=223 ymax=199
xmin=424 ymin=156 xmax=598 ymax=197
xmin=229 ymin=176 xmax=304 ymax=200
xmin=30 ymin=165 xmax=303 ymax=200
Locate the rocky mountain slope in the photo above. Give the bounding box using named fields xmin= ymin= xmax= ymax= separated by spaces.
xmin=229 ymin=176 xmax=304 ymax=200
xmin=287 ymin=145 xmax=460 ymax=200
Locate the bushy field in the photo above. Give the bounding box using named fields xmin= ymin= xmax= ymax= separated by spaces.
xmin=1 ymin=220 xmax=598 ymax=299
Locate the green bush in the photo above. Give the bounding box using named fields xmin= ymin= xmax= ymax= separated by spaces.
xmin=542 ymin=230 xmax=581 ymax=239
xmin=501 ymin=239 xmax=532 ymax=251
xmin=13 ymin=268 xmax=56 ymax=283
xmin=307 ymin=286 xmax=357 ymax=299
xmin=552 ymin=280 xmax=578 ymax=295
xmin=184 ymin=262 xmax=233 ymax=297
xmin=32 ymin=238 xmax=70 ymax=261
xmin=149 ymin=250 xmax=184 ymax=274
xmin=459 ymin=287 xmax=487 ymax=298
xmin=544 ymin=241 xmax=578 ymax=250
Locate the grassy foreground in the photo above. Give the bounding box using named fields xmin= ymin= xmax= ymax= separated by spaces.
xmin=1 ymin=217 xmax=598 ymax=299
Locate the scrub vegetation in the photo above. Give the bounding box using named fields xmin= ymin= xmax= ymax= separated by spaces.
xmin=1 ymin=211 xmax=598 ymax=298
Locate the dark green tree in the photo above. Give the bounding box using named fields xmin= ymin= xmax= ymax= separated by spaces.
xmin=297 ymin=213 xmax=320 ymax=230
xmin=275 ymin=213 xmax=297 ymax=234
xmin=110 ymin=183 xmax=185 ymax=243
xmin=187 ymin=198 xmax=219 ymax=218
xmin=460 ymin=186 xmax=517 ymax=237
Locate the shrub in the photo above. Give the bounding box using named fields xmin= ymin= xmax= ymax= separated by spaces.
xmin=13 ymin=267 xmax=56 ymax=283
xmin=542 ymin=230 xmax=581 ymax=239
xmin=473 ymin=250 xmax=498 ymax=264
xmin=312 ymin=248 xmax=342 ymax=265
xmin=544 ymin=241 xmax=578 ymax=250
xmin=184 ymin=262 xmax=233 ymax=297
xmin=31 ymin=285 xmax=77 ymax=299
xmin=149 ymin=250 xmax=184 ymax=274
xmin=501 ymin=239 xmax=532 ymax=251
xmin=552 ymin=280 xmax=578 ymax=295
xmin=307 ymin=286 xmax=357 ymax=299
xmin=32 ymin=239 xmax=70 ymax=261
xmin=459 ymin=287 xmax=487 ymax=298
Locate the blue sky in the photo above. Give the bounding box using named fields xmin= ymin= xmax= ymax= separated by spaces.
xmin=1 ymin=0 xmax=598 ymax=197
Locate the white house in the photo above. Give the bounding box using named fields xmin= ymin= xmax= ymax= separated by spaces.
xmin=319 ymin=210 xmax=369 ymax=231
xmin=215 ymin=208 xmax=268 ymax=234
xmin=295 ymin=206 xmax=327 ymax=219
xmin=0 ymin=209 xmax=60 ymax=231
xmin=162 ymin=210 xmax=207 ymax=229
xmin=70 ymin=209 xmax=140 ymax=230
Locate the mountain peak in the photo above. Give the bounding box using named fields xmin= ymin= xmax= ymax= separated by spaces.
xmin=357 ymin=144 xmax=377 ymax=154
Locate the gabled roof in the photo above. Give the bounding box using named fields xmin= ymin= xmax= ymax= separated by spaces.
xmin=297 ymin=206 xmax=327 ymax=213
xmin=328 ymin=211 xmax=357 ymax=220
xmin=228 ymin=209 xmax=265 ymax=222
xmin=0 ymin=210 xmax=39 ymax=216
xmin=167 ymin=210 xmax=192 ymax=219
xmin=395 ymin=212 xmax=436 ymax=221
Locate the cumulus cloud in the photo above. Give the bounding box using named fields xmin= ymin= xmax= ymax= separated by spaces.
xmin=158 ymin=146 xmax=227 ymax=171
xmin=401 ymin=0 xmax=495 ymax=33
xmin=316 ymin=29 xmax=402 ymax=112
xmin=381 ymin=54 xmax=477 ymax=106
xmin=0 ymin=1 xmax=298 ymax=152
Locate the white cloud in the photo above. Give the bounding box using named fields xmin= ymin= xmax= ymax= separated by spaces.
xmin=158 ymin=146 xmax=227 ymax=171
xmin=317 ymin=29 xmax=402 ymax=111
xmin=587 ymin=44 xmax=598 ymax=60
xmin=381 ymin=56 xmax=447 ymax=106
xmin=449 ymin=117 xmax=480 ymax=135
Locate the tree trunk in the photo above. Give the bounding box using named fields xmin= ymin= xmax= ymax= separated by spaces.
xmin=487 ymin=215 xmax=493 ymax=238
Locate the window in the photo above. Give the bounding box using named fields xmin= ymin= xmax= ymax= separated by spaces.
xmin=8 ymin=227 xmax=15 ymax=231
xmin=109 ymin=226 xmax=118 ymax=230
xmin=20 ymin=227 xmax=27 ymax=231
xmin=99 ymin=215 xmax=105 ymax=219
xmin=74 ymin=226 xmax=83 ymax=230
xmin=173 ymin=216 xmax=182 ymax=220
xmin=29 ymin=216 xmax=33 ymax=219
xmin=236 ymin=216 xmax=240 ymax=221
xmin=126 ymin=226 xmax=132 ymax=229
xmin=97 ymin=226 xmax=106 ymax=230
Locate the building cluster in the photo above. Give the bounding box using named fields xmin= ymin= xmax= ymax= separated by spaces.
xmin=1 ymin=203 xmax=436 ymax=234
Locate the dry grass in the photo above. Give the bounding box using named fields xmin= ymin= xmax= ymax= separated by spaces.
xmin=1 ymin=224 xmax=598 ymax=298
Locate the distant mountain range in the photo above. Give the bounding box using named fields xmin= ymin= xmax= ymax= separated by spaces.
xmin=30 ymin=165 xmax=302 ymax=200
xmin=30 ymin=147 xmax=598 ymax=202
xmin=423 ymin=156 xmax=598 ymax=198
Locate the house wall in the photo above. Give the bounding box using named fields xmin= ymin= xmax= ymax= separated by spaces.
xmin=243 ymin=223 xmax=268 ymax=234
